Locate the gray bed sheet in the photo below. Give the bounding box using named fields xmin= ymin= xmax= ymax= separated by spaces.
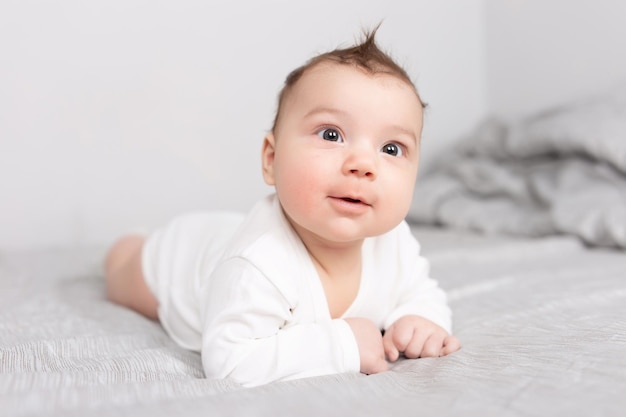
xmin=1 ymin=226 xmax=625 ymax=416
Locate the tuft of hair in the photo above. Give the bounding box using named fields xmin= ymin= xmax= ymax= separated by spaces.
xmin=271 ymin=25 xmax=425 ymax=133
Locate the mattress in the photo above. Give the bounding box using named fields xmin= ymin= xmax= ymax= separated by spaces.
xmin=1 ymin=225 xmax=625 ymax=416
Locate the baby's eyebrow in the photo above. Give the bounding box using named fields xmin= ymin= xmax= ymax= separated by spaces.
xmin=389 ymin=125 xmax=419 ymax=145
xmin=303 ymin=106 xmax=350 ymax=119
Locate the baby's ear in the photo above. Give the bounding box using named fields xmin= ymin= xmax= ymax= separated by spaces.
xmin=261 ymin=133 xmax=276 ymax=186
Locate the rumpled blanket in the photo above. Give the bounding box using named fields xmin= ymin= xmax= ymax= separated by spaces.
xmin=408 ymin=85 xmax=626 ymax=248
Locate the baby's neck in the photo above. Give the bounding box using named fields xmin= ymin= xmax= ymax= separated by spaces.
xmin=282 ymin=209 xmax=364 ymax=277
xmin=306 ymin=240 xmax=362 ymax=280
xmin=302 ymin=238 xmax=363 ymax=319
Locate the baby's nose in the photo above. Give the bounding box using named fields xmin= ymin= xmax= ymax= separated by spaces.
xmin=343 ymin=147 xmax=377 ymax=179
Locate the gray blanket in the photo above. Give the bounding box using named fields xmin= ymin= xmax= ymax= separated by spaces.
xmin=2 ymin=228 xmax=626 ymax=416
xmin=408 ymin=85 xmax=626 ymax=248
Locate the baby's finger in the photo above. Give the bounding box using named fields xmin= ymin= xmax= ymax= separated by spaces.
xmin=390 ymin=324 xmax=413 ymax=354
xmin=420 ymin=333 xmax=445 ymax=358
xmin=440 ymin=335 xmax=461 ymax=356
xmin=383 ymin=330 xmax=400 ymax=362
xmin=403 ymin=330 xmax=428 ymax=359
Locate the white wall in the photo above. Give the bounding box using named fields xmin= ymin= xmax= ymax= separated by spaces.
xmin=486 ymin=0 xmax=626 ymax=120
xmin=0 ymin=0 xmax=487 ymax=249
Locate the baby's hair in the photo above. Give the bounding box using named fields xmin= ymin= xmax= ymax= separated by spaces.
xmin=271 ymin=25 xmax=425 ymax=133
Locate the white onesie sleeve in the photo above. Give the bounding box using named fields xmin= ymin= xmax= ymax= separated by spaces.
xmin=200 ymin=257 xmax=360 ymax=388
xmin=382 ymin=223 xmax=452 ymax=333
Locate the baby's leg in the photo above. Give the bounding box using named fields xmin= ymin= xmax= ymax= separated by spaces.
xmin=104 ymin=235 xmax=158 ymax=320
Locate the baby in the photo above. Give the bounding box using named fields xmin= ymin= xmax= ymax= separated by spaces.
xmin=105 ymin=28 xmax=460 ymax=387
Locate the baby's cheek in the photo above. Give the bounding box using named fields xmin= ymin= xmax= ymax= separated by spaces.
xmin=275 ymin=175 xmax=317 ymax=222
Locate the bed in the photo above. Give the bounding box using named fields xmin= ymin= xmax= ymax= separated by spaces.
xmin=2 ymin=88 xmax=625 ymax=416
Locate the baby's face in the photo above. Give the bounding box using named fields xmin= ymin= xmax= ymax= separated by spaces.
xmin=262 ymin=62 xmax=423 ymax=245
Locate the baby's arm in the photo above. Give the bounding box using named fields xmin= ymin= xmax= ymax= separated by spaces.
xmin=383 ymin=254 xmax=453 ymax=335
xmin=382 ymin=224 xmax=460 ymax=360
xmin=201 ymin=258 xmax=362 ymax=387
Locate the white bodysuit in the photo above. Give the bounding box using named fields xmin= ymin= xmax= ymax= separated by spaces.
xmin=142 ymin=194 xmax=451 ymax=387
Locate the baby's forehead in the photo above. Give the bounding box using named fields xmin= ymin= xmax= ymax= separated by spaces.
xmin=272 ymin=61 xmax=423 ymax=133
xmin=286 ymin=62 xmax=419 ymax=104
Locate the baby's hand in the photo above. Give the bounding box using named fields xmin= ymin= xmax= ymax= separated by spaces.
xmin=344 ymin=317 xmax=388 ymax=375
xmin=383 ymin=315 xmax=460 ymax=362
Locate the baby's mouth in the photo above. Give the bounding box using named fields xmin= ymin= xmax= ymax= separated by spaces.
xmin=328 ymin=195 xmax=372 ymax=212
xmin=334 ymin=196 xmax=371 ymax=206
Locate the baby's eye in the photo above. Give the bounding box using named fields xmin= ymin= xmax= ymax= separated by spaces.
xmin=317 ymin=128 xmax=343 ymax=142
xmin=382 ymin=142 xmax=403 ymax=157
